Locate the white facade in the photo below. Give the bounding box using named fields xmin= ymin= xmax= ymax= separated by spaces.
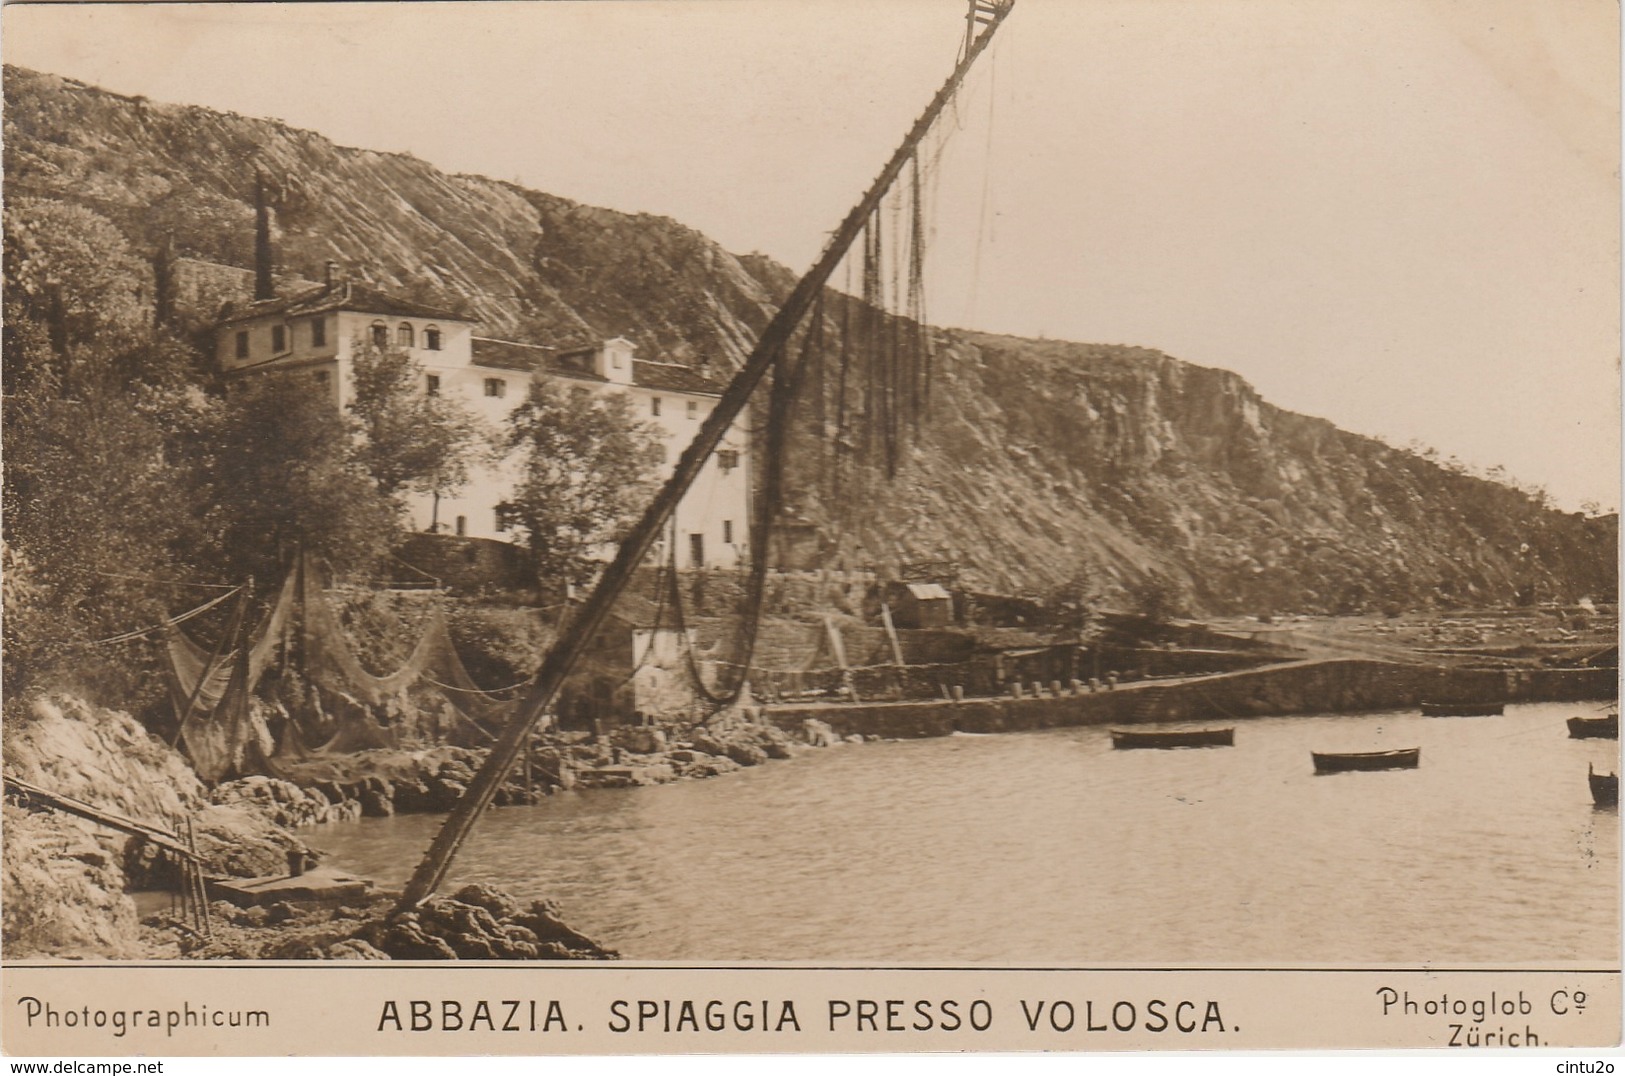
xmin=217 ymin=283 xmax=749 ymax=569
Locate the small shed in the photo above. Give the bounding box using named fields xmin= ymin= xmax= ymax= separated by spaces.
xmin=557 ymin=595 xmax=700 ymax=730
xmin=889 ymin=582 xmax=953 ymax=629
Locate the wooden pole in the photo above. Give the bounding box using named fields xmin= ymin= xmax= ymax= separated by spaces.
xmin=187 ymin=816 xmax=212 ymax=939
xmin=395 ymin=0 xmax=1017 ymax=912
xmin=880 ymin=602 xmax=907 ymax=695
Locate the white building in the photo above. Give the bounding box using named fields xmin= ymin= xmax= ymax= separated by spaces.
xmin=214 ymin=266 xmax=750 ymax=569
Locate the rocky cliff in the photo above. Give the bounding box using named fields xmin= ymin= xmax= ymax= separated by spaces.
xmin=5 ymin=65 xmax=1614 ymax=614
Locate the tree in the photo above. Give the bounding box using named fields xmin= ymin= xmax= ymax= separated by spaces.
xmin=2 ymin=198 xmax=220 ymax=711
xmin=501 ymin=380 xmax=663 ymax=586
xmin=195 ymin=374 xmax=401 ymax=585
xmin=1 ymin=380 xmax=203 ymax=708
xmin=3 ymin=199 xmax=150 ymax=397
xmin=347 ymin=338 xmax=491 ymax=500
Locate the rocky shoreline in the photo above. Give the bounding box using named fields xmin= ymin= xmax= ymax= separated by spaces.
xmin=239 ymin=710 xmax=849 ymax=817
xmin=2 ymin=690 xmax=848 ymax=960
xmin=141 ymin=883 xmax=616 ymax=961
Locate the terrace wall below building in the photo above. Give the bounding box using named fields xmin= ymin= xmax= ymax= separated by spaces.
xmin=395 ymin=534 xmax=534 ymax=593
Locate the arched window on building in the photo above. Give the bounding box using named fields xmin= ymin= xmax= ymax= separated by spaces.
xmin=398 ymin=322 xmax=415 ymax=348
xmin=370 ymin=321 xmax=388 ymax=348
xmin=425 ymin=326 xmax=442 ymax=351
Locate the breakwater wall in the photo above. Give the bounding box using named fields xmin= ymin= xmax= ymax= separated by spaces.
xmin=762 ymin=659 xmax=1617 ymax=740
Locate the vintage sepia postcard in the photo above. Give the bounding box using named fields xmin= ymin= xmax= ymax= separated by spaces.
xmin=1 ymin=0 xmax=1619 ymax=1060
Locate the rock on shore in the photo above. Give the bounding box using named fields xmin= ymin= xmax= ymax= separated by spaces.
xmin=365 ymin=884 xmax=615 ymax=960
xmin=3 ymin=801 xmax=146 ymax=957
xmin=150 ymin=883 xmax=615 ymax=961
xmin=4 ymin=693 xmax=206 ymax=957
xmin=4 ymin=693 xmax=329 ymax=956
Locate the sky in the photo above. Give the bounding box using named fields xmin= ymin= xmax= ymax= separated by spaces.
xmin=5 ymin=0 xmax=1619 ymax=511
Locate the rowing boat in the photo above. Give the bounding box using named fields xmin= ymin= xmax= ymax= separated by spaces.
xmin=1567 ymin=713 xmax=1618 ymax=740
xmin=1109 ymin=727 xmax=1234 ymax=750
xmin=1589 ymin=764 xmax=1618 ymax=807
xmin=1312 ymin=748 xmax=1420 ymax=774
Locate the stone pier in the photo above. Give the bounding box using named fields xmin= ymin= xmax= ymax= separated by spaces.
xmin=762 ymin=658 xmax=1616 ymax=740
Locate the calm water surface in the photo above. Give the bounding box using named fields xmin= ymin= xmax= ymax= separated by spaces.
xmin=315 ymin=702 xmax=1619 ymax=963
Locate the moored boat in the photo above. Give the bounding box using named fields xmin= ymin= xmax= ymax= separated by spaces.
xmin=1110 ymin=727 xmax=1234 ymax=750
xmin=1420 ymin=701 xmax=1504 ymax=717
xmin=1567 ymin=713 xmax=1619 ymax=740
xmin=1312 ymin=748 xmax=1420 ymax=774
xmin=1589 ymin=764 xmax=1618 ymax=807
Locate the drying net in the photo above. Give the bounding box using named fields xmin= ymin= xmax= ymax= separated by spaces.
xmin=657 ymin=144 xmax=948 ymax=716
xmin=165 ymin=553 xmax=516 ymax=783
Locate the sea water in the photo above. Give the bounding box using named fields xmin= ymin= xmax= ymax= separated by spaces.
xmin=314 ymin=702 xmax=1619 ymax=964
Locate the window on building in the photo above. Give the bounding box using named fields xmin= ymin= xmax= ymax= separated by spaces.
xmin=425 ymin=326 xmax=442 ymax=351
xmin=717 ymin=449 xmax=739 ymax=475
xmin=689 ymin=533 xmax=705 ymax=569
xmin=455 ymin=515 xmax=467 ymax=537
xmin=651 ymin=397 xmax=661 ymax=417
xmin=687 ymin=400 xmax=698 ymax=420
xmin=235 ymin=331 xmax=249 ymax=360
xmin=398 ymin=322 xmax=415 ymax=348
xmin=270 ymin=324 xmax=287 ymax=353
xmin=484 ymin=378 xmax=506 ymax=398
xmin=371 ymin=322 xmax=388 ymax=348
xmin=426 ymin=374 xmax=441 ymax=396
xmin=311 ymin=317 xmax=327 ymax=348
xmin=722 ymin=520 xmax=733 ymax=544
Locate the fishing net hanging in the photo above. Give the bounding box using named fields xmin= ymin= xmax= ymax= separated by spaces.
xmin=164 ymin=553 xmax=517 ymax=782
xmin=655 ymin=147 xmax=943 ymax=717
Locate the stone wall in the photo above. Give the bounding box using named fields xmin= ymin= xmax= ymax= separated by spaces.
xmin=395 ymin=534 xmax=533 ymax=593
xmin=762 ymin=660 xmax=1617 ymax=740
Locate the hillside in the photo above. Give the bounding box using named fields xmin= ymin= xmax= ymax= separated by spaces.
xmin=4 ymin=65 xmax=1615 ymax=614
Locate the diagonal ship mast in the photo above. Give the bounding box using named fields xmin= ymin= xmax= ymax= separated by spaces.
xmin=397 ymin=0 xmax=1017 ymax=912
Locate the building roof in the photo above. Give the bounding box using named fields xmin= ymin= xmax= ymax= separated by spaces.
xmin=216 ymin=280 xmax=470 ymax=327
xmin=471 ymin=338 xmax=609 ymax=384
xmin=474 ymin=339 xmax=722 ymax=396
xmin=902 ymin=582 xmax=952 ymax=601
xmin=632 ymin=361 xmax=721 ymax=396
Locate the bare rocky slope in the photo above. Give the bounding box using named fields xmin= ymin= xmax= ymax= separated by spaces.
xmin=5 ymin=65 xmax=1614 ymax=614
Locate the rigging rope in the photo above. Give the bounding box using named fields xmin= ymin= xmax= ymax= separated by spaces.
xmin=966 ymin=42 xmax=999 ymax=325
xmin=61 ymin=567 xmax=239 ymax=590
xmin=63 ymin=586 xmax=244 ymax=650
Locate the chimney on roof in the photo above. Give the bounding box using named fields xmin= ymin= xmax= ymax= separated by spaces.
xmin=253 ymin=171 xmax=275 ymax=302
xmin=325 ymin=260 xmax=344 ymax=288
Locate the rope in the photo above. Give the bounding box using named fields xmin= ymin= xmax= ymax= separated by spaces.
xmin=415 ymin=672 xmax=530 ymax=700
xmin=389 ymin=554 xmax=442 ymax=588
xmin=60 ymin=586 xmax=244 ymax=650
xmin=443 ymin=703 xmax=499 ymax=743
xmin=62 ymin=567 xmax=238 ymax=590
xmin=965 ymin=41 xmax=998 ymax=324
